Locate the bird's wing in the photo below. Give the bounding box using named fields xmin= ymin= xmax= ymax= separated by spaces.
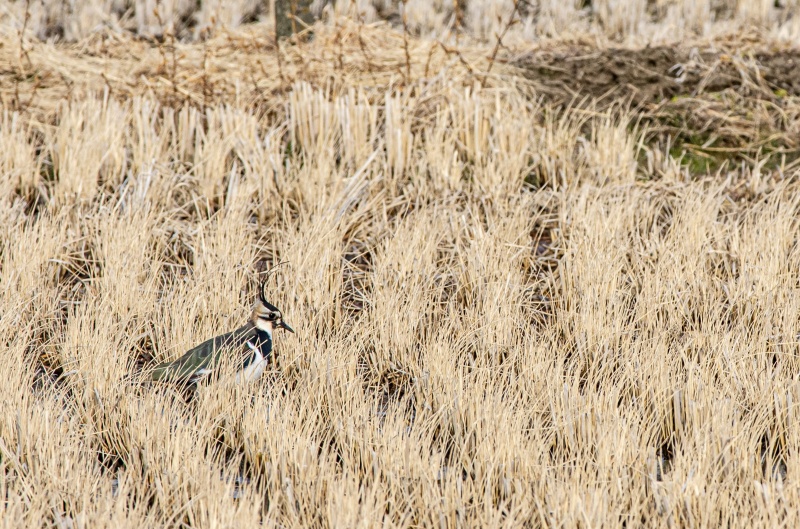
xmin=151 ymin=323 xmax=256 ymax=382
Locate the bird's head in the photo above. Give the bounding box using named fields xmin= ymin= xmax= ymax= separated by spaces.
xmin=252 ymin=276 xmax=295 ymax=335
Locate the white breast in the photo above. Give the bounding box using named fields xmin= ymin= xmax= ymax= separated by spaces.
xmin=235 ymin=341 xmax=268 ymax=384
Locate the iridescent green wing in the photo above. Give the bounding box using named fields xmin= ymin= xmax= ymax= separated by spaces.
xmin=151 ymin=323 xmax=255 ymax=382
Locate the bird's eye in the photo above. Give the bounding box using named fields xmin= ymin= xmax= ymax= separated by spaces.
xmin=267 ymin=312 xmax=278 ymax=320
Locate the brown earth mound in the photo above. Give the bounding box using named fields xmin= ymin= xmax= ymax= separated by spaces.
xmin=510 ymin=44 xmax=800 ymax=105
xmin=508 ymin=37 xmax=800 ymax=170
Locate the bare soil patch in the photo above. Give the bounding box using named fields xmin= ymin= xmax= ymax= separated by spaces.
xmin=510 ymin=38 xmax=800 ymax=171
xmin=510 ymin=41 xmax=800 ymax=104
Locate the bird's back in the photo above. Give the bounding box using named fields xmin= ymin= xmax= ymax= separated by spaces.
xmin=151 ymin=322 xmax=256 ymax=383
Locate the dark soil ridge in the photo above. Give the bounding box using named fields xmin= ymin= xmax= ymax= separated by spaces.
xmin=508 ymin=43 xmax=800 ymax=105
xmin=507 ymin=41 xmax=800 ymax=173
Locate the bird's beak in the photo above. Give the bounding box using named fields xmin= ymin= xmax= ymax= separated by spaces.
xmin=278 ymin=320 xmax=295 ymax=333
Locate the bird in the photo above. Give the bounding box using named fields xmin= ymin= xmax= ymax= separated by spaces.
xmin=151 ymin=278 xmax=294 ymax=385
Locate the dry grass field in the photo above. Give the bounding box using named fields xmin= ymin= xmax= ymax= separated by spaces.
xmin=2 ymin=1 xmax=800 ymax=527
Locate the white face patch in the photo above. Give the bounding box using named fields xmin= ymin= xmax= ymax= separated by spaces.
xmin=253 ymin=317 xmax=275 ymax=334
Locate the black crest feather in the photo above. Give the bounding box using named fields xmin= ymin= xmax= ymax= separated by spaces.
xmin=259 ymin=261 xmax=288 ymax=310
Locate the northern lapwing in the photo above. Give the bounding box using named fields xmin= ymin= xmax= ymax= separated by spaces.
xmin=151 ymin=278 xmax=294 ymax=385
